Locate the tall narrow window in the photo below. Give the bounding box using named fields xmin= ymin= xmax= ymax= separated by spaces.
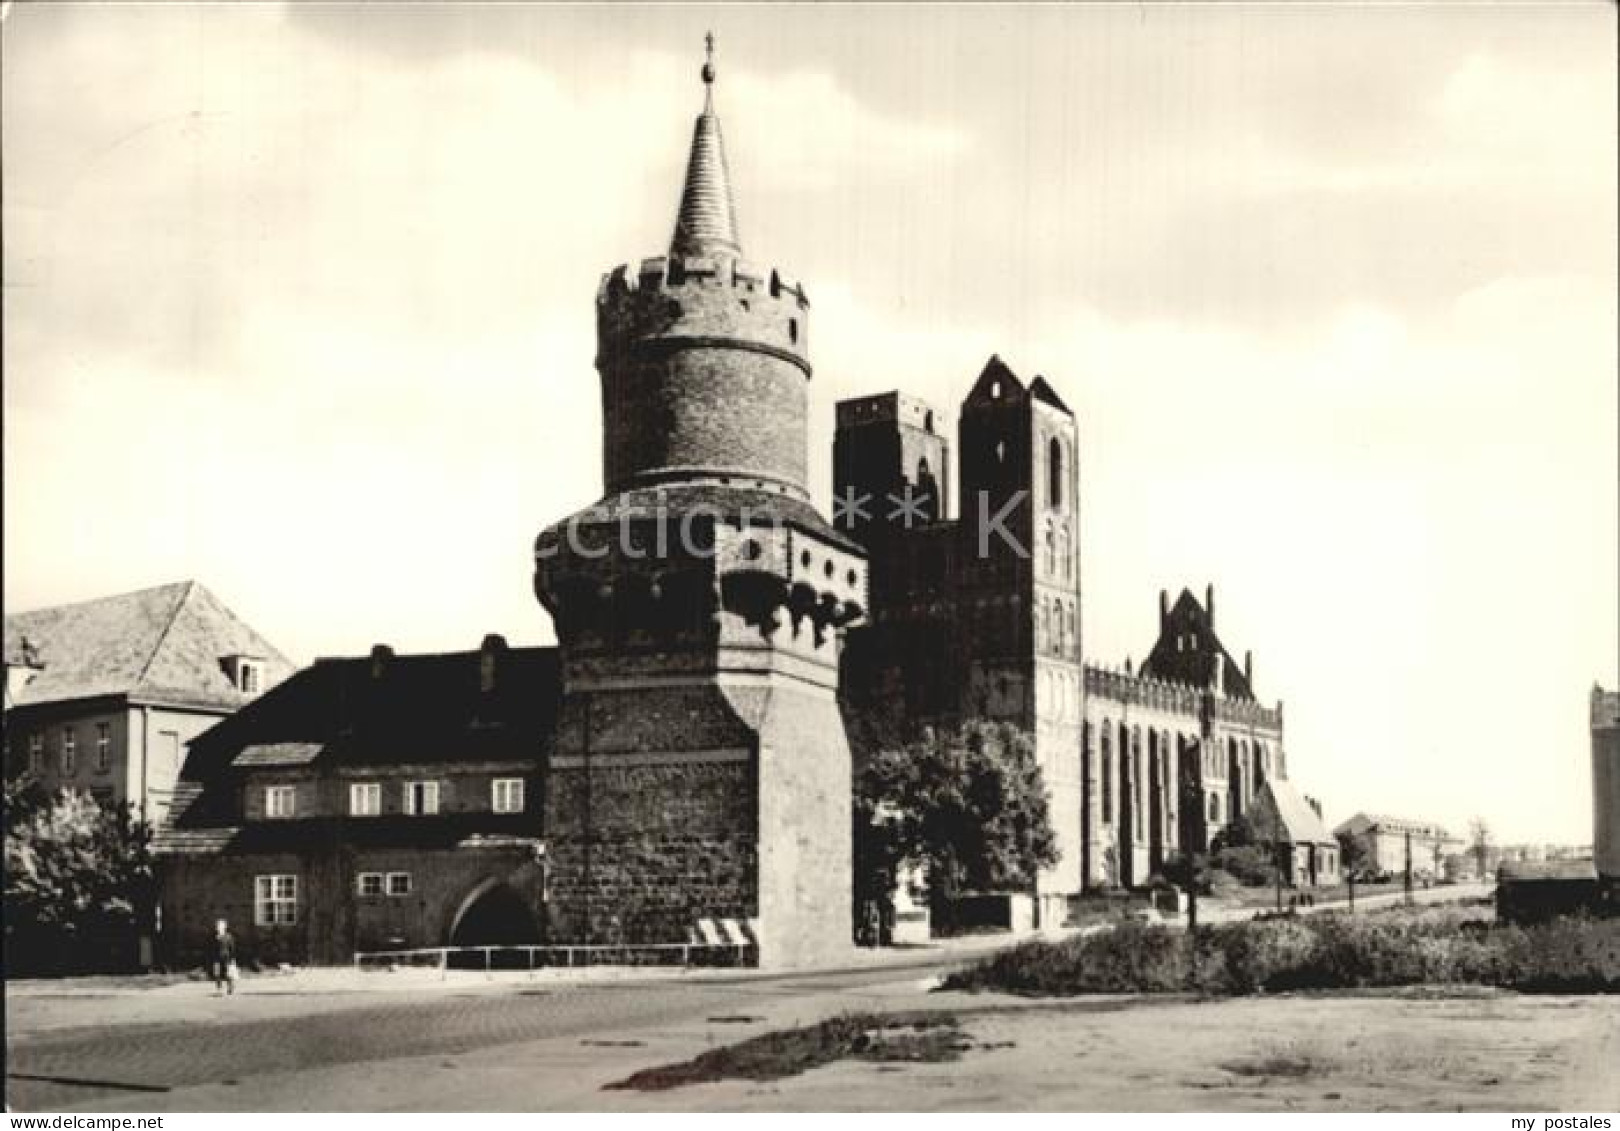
xmin=1049 ymin=437 xmax=1064 ymax=510
xmin=1100 ymin=725 xmax=1113 ymax=824
xmin=95 ymin=723 xmax=111 ymax=772
xmin=28 ymin=734 xmax=43 ymax=775
xmin=61 ymin=728 xmax=76 ymax=774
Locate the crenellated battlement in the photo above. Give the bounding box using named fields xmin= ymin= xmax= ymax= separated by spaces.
xmin=1214 ymin=695 xmax=1283 ymax=731
xmin=1084 ymin=664 xmax=1205 ymax=715
xmin=596 ymin=255 xmax=811 ymax=372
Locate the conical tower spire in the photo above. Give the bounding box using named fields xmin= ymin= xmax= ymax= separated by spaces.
xmin=671 ymin=33 xmax=742 ymax=259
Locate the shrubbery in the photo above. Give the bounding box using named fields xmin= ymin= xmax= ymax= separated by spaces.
xmin=943 ymin=907 xmax=1620 ymax=997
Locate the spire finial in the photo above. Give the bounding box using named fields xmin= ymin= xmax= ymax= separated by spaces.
xmin=671 ymin=30 xmax=740 ymax=258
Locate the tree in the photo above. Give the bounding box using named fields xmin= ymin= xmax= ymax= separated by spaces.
xmin=853 ymin=720 xmax=1059 ymax=932
xmin=4 ymin=782 xmax=155 ymax=974
xmin=1468 ymin=816 xmax=1493 ymax=881
xmin=1337 ymin=831 xmax=1370 ymax=880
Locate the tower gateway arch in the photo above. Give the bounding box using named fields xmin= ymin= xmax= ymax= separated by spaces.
xmin=533 ymin=41 xmax=866 ymax=969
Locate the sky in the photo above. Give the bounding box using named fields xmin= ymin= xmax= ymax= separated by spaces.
xmin=3 ymin=2 xmax=1615 ymax=845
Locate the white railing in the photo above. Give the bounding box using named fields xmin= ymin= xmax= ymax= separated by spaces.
xmin=352 ymin=941 xmax=754 ymax=976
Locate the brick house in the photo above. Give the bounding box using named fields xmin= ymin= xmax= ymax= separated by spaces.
xmin=157 ymin=636 xmax=557 ymax=967
xmin=4 ymin=580 xmax=292 ymax=823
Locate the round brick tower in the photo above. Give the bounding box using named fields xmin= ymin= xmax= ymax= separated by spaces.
xmin=534 ymin=40 xmax=865 ymax=970
xmin=595 ymin=42 xmax=811 ymax=504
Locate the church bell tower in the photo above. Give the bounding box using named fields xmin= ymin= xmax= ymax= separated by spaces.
xmin=533 ymin=39 xmax=866 ymax=968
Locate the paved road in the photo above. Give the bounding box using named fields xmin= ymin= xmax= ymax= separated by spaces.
xmin=6 ymin=885 xmax=1492 ymax=1111
xmin=5 ymin=951 xmax=972 ymax=1111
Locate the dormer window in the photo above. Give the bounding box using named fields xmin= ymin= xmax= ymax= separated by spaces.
xmin=222 ymin=654 xmax=264 ymax=694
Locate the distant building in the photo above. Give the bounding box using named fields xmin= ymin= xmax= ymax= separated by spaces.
xmin=1250 ymin=779 xmax=1340 ymax=887
xmin=1333 ymin=813 xmax=1455 ymax=880
xmin=4 ymin=581 xmax=292 ymax=822
xmin=158 ymin=636 xmax=556 ymax=966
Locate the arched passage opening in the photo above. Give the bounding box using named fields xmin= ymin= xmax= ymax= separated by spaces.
xmin=447 ymin=879 xmax=542 ymax=966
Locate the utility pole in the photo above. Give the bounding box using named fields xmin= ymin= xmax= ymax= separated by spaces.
xmin=1404 ymin=830 xmax=1414 ymax=906
xmin=1275 ymin=840 xmax=1284 ymax=912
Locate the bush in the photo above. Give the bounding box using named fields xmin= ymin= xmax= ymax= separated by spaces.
xmin=1211 ymin=845 xmax=1279 ymax=888
xmin=945 ymin=921 xmax=1188 ymax=995
xmin=945 ymin=907 xmax=1620 ymax=998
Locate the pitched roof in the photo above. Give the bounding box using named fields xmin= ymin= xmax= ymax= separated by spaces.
xmin=1140 ymin=588 xmax=1256 ymax=700
xmin=1333 ymin=812 xmax=1456 ymax=841
xmin=3 ymin=581 xmax=292 ymax=711
xmin=963 ymin=355 xmax=1028 ymax=408
xmin=182 ymin=642 xmax=563 ymax=783
xmin=1028 ymin=376 xmax=1073 ymax=416
xmin=1255 ymin=778 xmax=1334 ymax=845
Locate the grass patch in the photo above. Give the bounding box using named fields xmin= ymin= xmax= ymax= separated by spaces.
xmin=1221 ymin=1054 xmax=1320 ymax=1079
xmin=943 ymin=909 xmax=1620 ymax=997
xmin=604 ymin=1011 xmax=969 ymax=1091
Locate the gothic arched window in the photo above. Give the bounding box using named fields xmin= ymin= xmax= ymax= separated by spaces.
xmin=1049 ymin=437 xmax=1064 ymax=510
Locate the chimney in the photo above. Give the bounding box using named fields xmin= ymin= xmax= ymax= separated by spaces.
xmin=1205 ymin=583 xmax=1215 ymax=628
xmin=1210 ymin=651 xmax=1224 ymax=695
xmin=369 ymin=643 xmax=394 ymax=680
xmin=1124 ymin=656 xmax=1134 ymax=676
xmin=1245 ymin=649 xmax=1253 ymax=687
xmin=479 ymin=634 xmax=508 ymax=693
xmin=1158 ymin=589 xmax=1168 ymax=631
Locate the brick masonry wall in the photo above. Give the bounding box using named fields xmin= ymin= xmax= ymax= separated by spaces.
xmin=598 ymin=261 xmax=811 ymax=494
xmin=160 ymin=844 xmax=541 ymax=967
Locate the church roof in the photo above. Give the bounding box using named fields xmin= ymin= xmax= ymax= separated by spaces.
xmin=670 ymin=36 xmax=741 ymax=259
xmin=1029 ymin=376 xmax=1073 ymax=416
xmin=1140 ymin=587 xmax=1256 ymax=701
xmin=1256 ymin=778 xmax=1334 ymax=846
xmin=3 ymin=581 xmax=292 ymax=711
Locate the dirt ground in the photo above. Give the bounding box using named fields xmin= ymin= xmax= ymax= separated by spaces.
xmin=48 ymin=984 xmax=1618 ymax=1112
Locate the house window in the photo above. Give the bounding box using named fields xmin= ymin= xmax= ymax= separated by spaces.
xmin=28 ymin=734 xmax=43 ymax=775
xmin=492 ymin=778 xmax=525 ymax=814
xmin=357 ymin=872 xmax=385 ymax=897
xmin=1208 ymin=792 xmax=1221 ymax=823
xmin=240 ymin=662 xmax=260 ymax=694
xmin=254 ymin=874 xmax=298 ymax=925
xmin=349 ymin=782 xmax=381 ymax=816
xmin=95 ymin=723 xmax=111 ymax=772
xmin=404 ymin=781 xmax=440 ymax=816
xmin=61 ymin=728 xmax=76 ymax=774
xmin=386 ymin=872 xmax=412 ymax=896
xmin=1049 ymin=437 xmax=1064 ymax=510
xmin=265 ymin=785 xmax=296 ymax=819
